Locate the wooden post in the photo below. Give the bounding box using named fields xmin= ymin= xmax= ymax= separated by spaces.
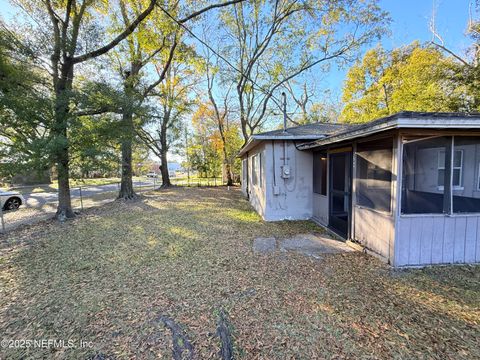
xmin=443 ymin=137 xmax=453 ymax=214
xmin=79 ymin=187 xmax=83 ymax=210
xmin=0 ymin=196 xmax=5 ymax=233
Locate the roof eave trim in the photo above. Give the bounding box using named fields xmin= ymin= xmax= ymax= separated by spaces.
xmin=238 ymin=134 xmax=327 ymax=157
xmin=298 ymin=117 xmax=480 ymax=150
xmin=252 ymin=134 xmax=326 ymax=140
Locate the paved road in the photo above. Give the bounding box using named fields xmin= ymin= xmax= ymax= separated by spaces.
xmin=22 ymin=180 xmax=156 ymax=207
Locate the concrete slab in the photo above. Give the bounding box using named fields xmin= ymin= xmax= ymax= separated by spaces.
xmin=253 ymin=237 xmax=276 ymax=254
xmin=279 ymin=233 xmax=353 ymax=258
xmin=253 ymin=233 xmax=354 ymax=258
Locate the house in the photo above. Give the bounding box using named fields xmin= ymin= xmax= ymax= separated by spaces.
xmin=239 ymin=111 xmax=480 ymax=267
xmin=149 ymin=161 xmax=183 ymax=176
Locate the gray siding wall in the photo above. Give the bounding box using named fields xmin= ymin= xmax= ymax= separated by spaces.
xmin=243 ymin=143 xmax=266 ymax=219
xmin=354 ymin=207 xmax=394 ymax=260
xmin=395 ymin=215 xmax=480 ymax=266
xmin=264 ymin=140 xmax=313 ymax=221
xmin=312 ymin=193 xmax=328 ymax=226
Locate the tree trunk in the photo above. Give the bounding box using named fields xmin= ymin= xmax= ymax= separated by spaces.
xmin=55 ymin=134 xmax=75 ymax=220
xmin=160 ymin=149 xmax=171 ymax=187
xmin=117 ymin=65 xmax=139 ymax=200
xmin=54 ymin=61 xmax=75 ymax=220
xmin=224 ymin=161 xmax=233 ymax=186
xmin=158 ymin=109 xmax=171 ymax=188
xmin=118 ymin=110 xmax=137 ymax=200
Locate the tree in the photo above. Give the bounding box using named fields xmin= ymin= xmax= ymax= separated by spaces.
xmin=204 ymin=52 xmax=240 ymax=185
xmin=7 ymin=0 xmax=246 ymax=218
xmin=109 ymin=0 xmax=246 ymax=198
xmin=137 ymin=52 xmax=196 ymax=187
xmin=214 ymin=0 xmax=388 ymax=143
xmin=6 ymin=0 xmax=160 ymax=219
xmin=109 ymin=0 xmax=178 ymax=198
xmin=341 ymin=43 xmax=465 ymax=123
xmin=188 ymin=102 xmax=242 ymax=182
xmin=0 ymin=26 xmax=52 ymax=181
xmin=282 ymin=81 xmax=340 ymax=124
xmin=429 ymin=0 xmax=480 ymax=111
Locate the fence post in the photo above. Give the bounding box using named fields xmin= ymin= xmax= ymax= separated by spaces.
xmin=0 ymin=196 xmax=5 ymax=233
xmin=79 ymin=187 xmax=83 ymax=211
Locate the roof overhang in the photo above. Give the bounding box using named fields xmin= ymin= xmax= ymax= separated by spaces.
xmin=297 ymin=116 xmax=480 ymax=151
xmin=237 ymin=134 xmax=326 ymax=157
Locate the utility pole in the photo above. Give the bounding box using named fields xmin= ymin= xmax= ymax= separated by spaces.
xmin=282 ymin=92 xmax=287 ymax=132
xmin=184 ymin=127 xmax=190 ymax=181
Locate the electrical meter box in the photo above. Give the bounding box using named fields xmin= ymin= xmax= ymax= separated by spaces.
xmin=281 ymin=165 xmax=291 ymax=179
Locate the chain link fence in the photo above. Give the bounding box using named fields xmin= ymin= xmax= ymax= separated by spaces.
xmin=0 ymin=176 xmax=231 ymax=233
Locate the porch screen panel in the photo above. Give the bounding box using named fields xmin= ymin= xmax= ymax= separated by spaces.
xmin=401 ymin=137 xmax=449 ymax=214
xmin=356 ymin=137 xmax=393 ymax=212
xmin=313 ymin=152 xmax=327 ymax=195
xmin=453 ymin=136 xmax=480 ymax=213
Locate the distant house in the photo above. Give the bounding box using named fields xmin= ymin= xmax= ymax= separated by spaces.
xmin=239 ymin=112 xmax=480 ymax=267
xmin=168 ymin=162 xmax=183 ymax=173
xmin=149 ymin=161 xmax=183 ymax=175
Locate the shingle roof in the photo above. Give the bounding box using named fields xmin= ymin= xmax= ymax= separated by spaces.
xmin=237 ymin=122 xmax=355 ymax=156
xmin=255 ymin=122 xmax=352 ymax=137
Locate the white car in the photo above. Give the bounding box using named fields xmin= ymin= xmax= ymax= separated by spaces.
xmin=0 ymin=190 xmax=25 ymax=211
xmin=146 ymin=172 xmax=158 ymax=178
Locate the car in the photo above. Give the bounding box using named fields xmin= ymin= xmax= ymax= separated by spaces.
xmin=0 ymin=190 xmax=25 ymax=211
xmin=146 ymin=172 xmax=158 ymax=178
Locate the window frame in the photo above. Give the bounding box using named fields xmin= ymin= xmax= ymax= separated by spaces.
xmin=438 ymin=149 xmax=464 ymax=190
xmin=251 ymin=153 xmax=262 ymax=187
xmin=258 ymin=152 xmax=263 ymax=188
xmin=251 ymin=154 xmax=257 ymax=186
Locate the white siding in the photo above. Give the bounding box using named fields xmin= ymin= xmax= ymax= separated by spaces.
xmin=395 ymin=215 xmax=480 ymax=266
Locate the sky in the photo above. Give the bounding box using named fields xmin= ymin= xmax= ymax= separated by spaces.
xmin=321 ymin=0 xmax=473 ymax=94
xmin=0 ymin=0 xmax=474 ymax=162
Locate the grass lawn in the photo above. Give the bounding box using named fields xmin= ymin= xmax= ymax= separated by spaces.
xmin=0 ymin=187 xmax=479 ymax=359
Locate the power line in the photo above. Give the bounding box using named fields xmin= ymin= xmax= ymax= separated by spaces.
xmin=155 ymin=3 xmax=295 ymax=123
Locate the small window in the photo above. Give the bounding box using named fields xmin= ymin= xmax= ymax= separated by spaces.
xmin=251 ymin=153 xmax=262 ymax=187
xmin=258 ymin=152 xmax=263 ymax=187
xmin=251 ymin=155 xmax=257 ymax=185
xmin=438 ymin=150 xmax=463 ymax=189
xmin=313 ymin=153 xmax=327 ymax=195
xmin=242 ymin=159 xmax=247 ymax=183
